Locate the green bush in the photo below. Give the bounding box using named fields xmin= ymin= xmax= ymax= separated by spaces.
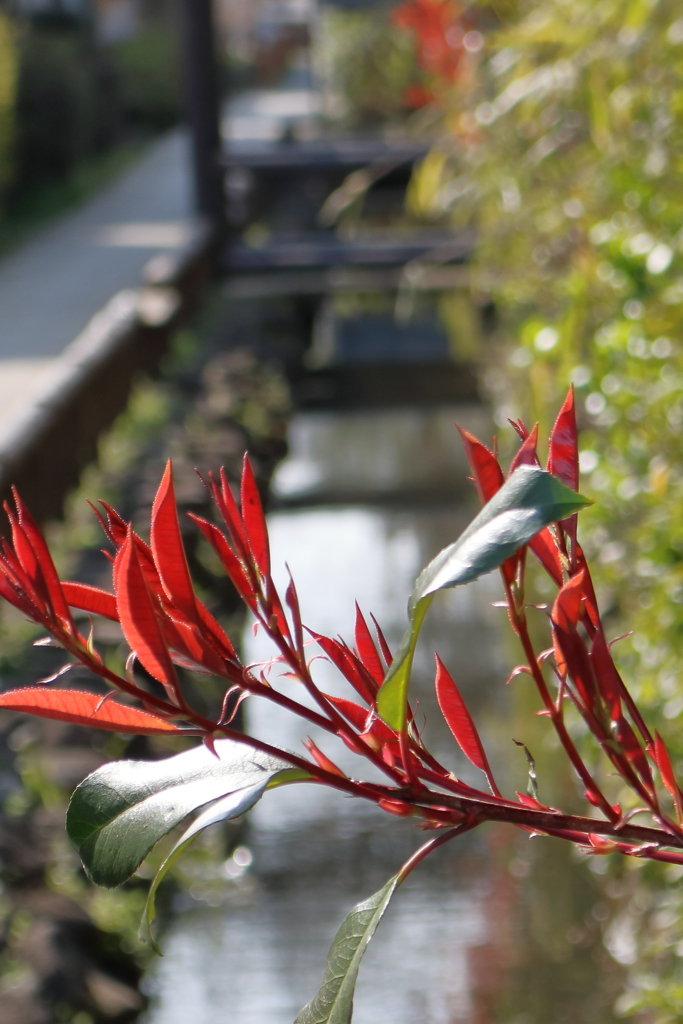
xmin=13 ymin=24 xmax=121 ymax=187
xmin=318 ymin=6 xmax=421 ymax=125
xmin=0 ymin=13 xmax=17 ymax=205
xmin=109 ymin=25 xmax=181 ymax=130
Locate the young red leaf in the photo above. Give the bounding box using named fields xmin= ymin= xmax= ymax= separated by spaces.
xmin=216 ymin=467 xmax=250 ymax=558
xmin=615 ymin=717 xmax=655 ymax=792
xmin=552 ymin=623 xmax=598 ymax=713
xmin=370 ymin=614 xmax=393 ymax=667
xmin=509 ymin=423 xmax=540 ymax=474
xmin=303 ymin=738 xmax=347 ymax=778
xmin=589 ymin=629 xmax=622 ymax=719
xmin=5 ymin=509 xmax=47 ymax=612
xmin=654 ymin=731 xmax=683 ymax=821
xmin=13 ymin=490 xmax=74 ymax=630
xmin=0 ymin=688 xmax=180 ymax=734
xmin=240 ymin=455 xmax=270 ymax=576
xmin=114 ymin=529 xmax=180 ymax=702
xmin=194 ymin=600 xmax=237 ymax=660
xmin=509 ymin=418 xmax=529 ymax=441
xmin=547 ymin=387 xmax=579 ymax=491
xmin=311 ymin=632 xmax=376 ymax=704
xmin=151 ymin=461 xmax=199 ymax=624
xmin=163 ymin=613 xmax=227 ymax=677
xmin=456 ymin=425 xmax=505 ymax=504
xmin=434 ymin=655 xmax=498 ymax=793
xmin=62 ymin=582 xmax=119 ymax=621
xmin=285 ymin=572 xmax=304 ymax=654
xmin=528 ymin=528 xmax=564 ymax=587
xmin=547 ymin=387 xmax=579 ymax=551
xmin=354 ymin=604 xmax=384 ymax=685
xmin=551 ymin=571 xmax=585 ymax=632
xmin=0 ymin=523 xmax=44 ymax=613
xmin=323 ymin=693 xmax=371 ymax=732
xmin=189 ymin=514 xmax=256 ymax=608
xmin=95 ymin=499 xmax=129 ymax=547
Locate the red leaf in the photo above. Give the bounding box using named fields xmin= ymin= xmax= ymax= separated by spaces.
xmin=163 ymin=613 xmax=227 ymax=676
xmin=311 ymin=632 xmax=376 ymax=704
xmin=456 ymin=425 xmax=505 ymax=503
xmin=240 ymin=455 xmax=270 ymax=576
xmin=13 ymin=490 xmax=74 ymax=629
xmin=94 ymin=500 xmax=129 ymax=547
xmin=114 ymin=529 xmax=180 ymax=701
xmin=529 ymin=528 xmax=564 ymax=587
xmin=285 ymin=572 xmax=304 ymax=653
xmin=515 ymin=791 xmax=552 ymax=811
xmin=151 ymin=461 xmax=199 ymax=624
xmin=654 ymin=732 xmax=682 ymax=808
xmin=589 ymin=630 xmax=622 ymax=719
xmin=5 ymin=507 xmax=47 ymax=612
xmin=354 ymin=604 xmax=384 ymax=685
xmin=216 ymin=468 xmax=250 ymax=560
xmin=0 ymin=688 xmax=180 ymax=734
xmin=435 ymin=655 xmax=489 ymax=774
xmin=323 ymin=694 xmax=371 ymax=732
xmin=552 ymin=572 xmax=585 ymax=632
xmin=62 ymin=582 xmax=119 ymax=621
xmin=194 ymin=601 xmax=237 ymax=660
xmin=547 ymin=387 xmax=579 ymax=491
xmin=509 ymin=423 xmax=540 ymax=474
xmin=303 ymin=738 xmax=346 ymax=778
xmin=615 ymin=717 xmax=654 ymax=790
xmin=370 ymin=614 xmax=393 ymax=667
xmin=189 ymin=514 xmax=256 ymax=609
xmin=509 ymin=418 xmax=529 ymax=441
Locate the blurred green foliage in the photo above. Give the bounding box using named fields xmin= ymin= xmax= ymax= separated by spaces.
xmin=318 ymin=6 xmax=421 ymax=125
xmin=0 ymin=10 xmax=181 ymax=234
xmin=109 ymin=25 xmax=181 ymax=130
xmin=405 ymin=0 xmax=683 ymax=1016
xmin=0 ymin=13 xmax=16 ymax=205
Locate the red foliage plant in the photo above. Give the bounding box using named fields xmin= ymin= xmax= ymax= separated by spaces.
xmin=392 ymin=0 xmax=480 ymax=106
xmin=0 ymin=388 xmax=681 ymax=1016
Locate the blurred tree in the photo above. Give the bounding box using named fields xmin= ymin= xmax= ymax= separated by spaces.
xmin=401 ymin=1 xmax=683 ymax=1016
xmin=0 ymin=11 xmax=17 ymax=206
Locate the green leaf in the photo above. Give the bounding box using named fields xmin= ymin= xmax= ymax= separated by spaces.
xmin=140 ymin=764 xmax=314 ymax=951
xmin=66 ymin=738 xmax=290 ymax=887
xmin=377 ymin=467 xmax=590 ymax=729
xmin=141 ymin=782 xmax=267 ymax=952
xmin=294 ymin=875 xmax=399 ymax=1024
xmin=373 ymin=594 xmax=432 ymax=737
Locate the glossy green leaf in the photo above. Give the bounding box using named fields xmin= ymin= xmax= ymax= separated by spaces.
xmin=66 ymin=738 xmax=290 ymax=888
xmin=141 ymin=782 xmax=267 ymax=952
xmin=377 ymin=467 xmax=590 ymax=729
xmin=294 ymin=875 xmax=399 ymax=1024
xmin=141 ymin=765 xmax=313 ymax=951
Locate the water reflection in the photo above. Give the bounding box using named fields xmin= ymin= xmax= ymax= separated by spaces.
xmin=144 ymin=405 xmax=624 ymax=1024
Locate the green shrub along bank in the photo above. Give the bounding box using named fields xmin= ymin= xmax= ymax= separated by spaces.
xmin=397 ymin=0 xmax=683 ymax=1016
xmin=0 ymin=8 xmax=181 ymax=244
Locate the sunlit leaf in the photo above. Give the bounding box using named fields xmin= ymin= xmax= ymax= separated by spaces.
xmin=434 ymin=656 xmax=490 ymax=776
xmin=294 ymin=875 xmax=399 ymax=1024
xmin=62 ymin=582 xmax=118 ymax=621
xmin=378 ymin=466 xmax=590 ymax=730
xmin=0 ymin=687 xmax=180 ymax=734
xmin=141 ymin=782 xmax=268 ymax=952
xmin=151 ymin=460 xmax=199 ymax=624
xmin=66 ymin=738 xmax=290 ymax=887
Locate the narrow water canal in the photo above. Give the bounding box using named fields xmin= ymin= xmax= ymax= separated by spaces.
xmin=144 ymin=400 xmax=624 ymax=1023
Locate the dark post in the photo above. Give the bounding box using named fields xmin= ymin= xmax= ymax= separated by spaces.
xmin=177 ymin=0 xmax=227 ymax=256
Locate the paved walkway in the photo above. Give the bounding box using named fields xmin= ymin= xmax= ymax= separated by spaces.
xmin=0 ymin=131 xmax=192 ymax=426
